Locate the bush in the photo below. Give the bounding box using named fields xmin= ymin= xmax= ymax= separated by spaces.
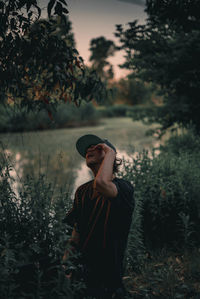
xmin=120 ymin=132 xmax=200 ymax=267
xmin=53 ymin=102 xmax=99 ymax=128
xmin=99 ymin=104 xmax=134 ymax=118
xmin=0 ymin=102 xmax=100 ymax=132
xmin=0 ymin=151 xmax=83 ymax=298
xmin=160 ymin=129 xmax=200 ymax=156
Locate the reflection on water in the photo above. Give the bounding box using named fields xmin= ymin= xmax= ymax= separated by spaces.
xmin=4 ymin=146 xmax=161 ymax=198
xmin=1 ymin=148 xmax=78 ymax=198
xmin=0 ymin=118 xmax=161 ymax=199
xmin=1 ymin=150 xmax=25 ymax=197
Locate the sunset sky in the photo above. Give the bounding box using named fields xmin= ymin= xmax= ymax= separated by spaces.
xmin=41 ymin=0 xmax=147 ymax=79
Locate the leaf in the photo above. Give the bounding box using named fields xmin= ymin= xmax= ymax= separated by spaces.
xmin=62 ymin=7 xmax=69 ymax=14
xmin=47 ymin=0 xmax=56 ymax=18
xmin=61 ymin=14 xmax=67 ymax=25
xmin=73 ymin=48 xmax=79 ymax=55
xmin=26 ymin=2 xmax=32 ymax=12
xmin=10 ymin=18 xmax=16 ymax=30
xmin=58 ymin=0 xmax=68 ymax=6
xmin=0 ymin=1 xmax=5 ymax=9
xmin=76 ymin=60 xmax=81 ymax=68
xmin=69 ymin=64 xmax=73 ymax=74
xmin=28 ymin=11 xmax=33 ymax=18
xmin=54 ymin=2 xmax=63 ymax=16
xmin=34 ymin=4 xmax=41 ymax=19
xmin=17 ymin=0 xmax=27 ymax=10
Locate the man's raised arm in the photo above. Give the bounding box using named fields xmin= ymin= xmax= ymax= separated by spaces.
xmin=94 ymin=143 xmax=118 ymax=198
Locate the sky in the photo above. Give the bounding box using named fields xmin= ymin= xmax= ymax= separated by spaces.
xmin=40 ymin=0 xmax=147 ymax=79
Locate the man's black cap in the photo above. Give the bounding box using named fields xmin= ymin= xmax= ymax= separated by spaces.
xmin=76 ymin=134 xmax=116 ymax=158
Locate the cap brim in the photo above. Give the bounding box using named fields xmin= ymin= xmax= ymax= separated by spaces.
xmin=76 ymin=134 xmax=104 ymax=157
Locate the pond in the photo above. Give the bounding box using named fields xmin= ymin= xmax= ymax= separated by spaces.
xmin=0 ymin=117 xmax=159 ymax=197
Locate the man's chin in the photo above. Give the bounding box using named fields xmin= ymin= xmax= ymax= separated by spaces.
xmin=86 ymin=160 xmax=98 ymax=168
xmin=86 ymin=161 xmax=95 ymax=167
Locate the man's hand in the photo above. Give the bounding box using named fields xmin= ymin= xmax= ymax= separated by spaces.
xmin=93 ymin=143 xmax=116 ymax=155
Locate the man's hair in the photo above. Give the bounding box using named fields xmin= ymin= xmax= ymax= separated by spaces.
xmin=113 ymin=157 xmax=122 ymax=174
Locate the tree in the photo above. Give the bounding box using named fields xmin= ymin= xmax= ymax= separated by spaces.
xmin=116 ymin=75 xmax=152 ymax=105
xmin=116 ymin=0 xmax=200 ymax=134
xmin=0 ymin=0 xmax=105 ymax=112
xmin=89 ymin=36 xmax=116 ymax=80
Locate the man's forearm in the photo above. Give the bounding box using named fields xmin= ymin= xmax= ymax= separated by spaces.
xmin=95 ymin=150 xmax=115 ymax=184
xmin=94 ymin=146 xmax=118 ymax=197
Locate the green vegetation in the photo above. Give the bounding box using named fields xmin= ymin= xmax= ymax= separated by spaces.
xmin=0 ymin=152 xmax=84 ymax=298
xmin=123 ymin=132 xmax=200 ymax=253
xmin=89 ymin=36 xmax=116 ymax=80
xmin=98 ymin=105 xmax=134 ymax=118
xmin=115 ymin=75 xmax=154 ymax=106
xmin=0 ymin=0 xmax=105 ymax=111
xmin=125 ymin=249 xmax=200 ymax=298
xmin=120 ymin=130 xmax=200 ymax=298
xmin=0 ymin=102 xmax=99 ymax=133
xmin=116 ymin=0 xmax=200 ymax=133
xmin=1 ymin=124 xmax=200 ymax=298
xmin=1 ymin=0 xmax=200 ymax=297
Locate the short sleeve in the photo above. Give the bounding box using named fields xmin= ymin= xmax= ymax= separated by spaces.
xmin=112 ymin=179 xmax=134 ymax=213
xmin=63 ymin=190 xmax=80 ymax=232
xmin=111 ymin=178 xmax=134 ymax=238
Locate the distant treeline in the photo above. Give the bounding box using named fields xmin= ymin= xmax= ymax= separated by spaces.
xmin=0 ymin=102 xmax=99 ymax=133
xmin=0 ymin=102 xmax=148 ymax=133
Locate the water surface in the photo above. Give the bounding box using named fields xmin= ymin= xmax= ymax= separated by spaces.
xmin=0 ymin=118 xmax=159 ymax=196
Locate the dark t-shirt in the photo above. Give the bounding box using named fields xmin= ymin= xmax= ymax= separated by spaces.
xmin=64 ymin=177 xmax=134 ymax=288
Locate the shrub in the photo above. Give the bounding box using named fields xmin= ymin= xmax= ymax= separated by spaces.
xmin=99 ymin=104 xmax=134 ymax=118
xmin=160 ymin=129 xmax=200 ymax=156
xmin=0 ymin=102 xmax=100 ymax=132
xmin=0 ymin=151 xmax=83 ymax=298
xmin=120 ymin=132 xmax=200 ymax=268
xmin=53 ymin=102 xmax=99 ymax=128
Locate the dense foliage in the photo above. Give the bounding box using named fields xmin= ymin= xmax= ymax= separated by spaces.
xmin=116 ymin=75 xmax=153 ymax=105
xmin=0 ymin=0 xmax=105 ymax=112
xmin=116 ymin=0 xmax=200 ymax=133
xmin=121 ymin=131 xmax=200 ymax=264
xmin=0 ymin=150 xmax=83 ymax=298
xmin=89 ymin=36 xmax=116 ymax=80
xmin=1 ymin=130 xmax=200 ymax=298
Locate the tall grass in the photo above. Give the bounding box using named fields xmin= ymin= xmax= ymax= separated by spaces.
xmin=0 ymin=150 xmax=84 ymax=298
xmin=120 ymin=131 xmax=200 ymax=271
xmin=0 ymin=102 xmax=99 ymax=132
xmin=1 ymin=130 xmax=200 ymax=298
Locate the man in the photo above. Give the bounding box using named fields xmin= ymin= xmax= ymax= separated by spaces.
xmin=63 ymin=134 xmax=134 ymax=299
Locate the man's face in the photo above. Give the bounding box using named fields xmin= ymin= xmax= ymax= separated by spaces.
xmin=85 ymin=144 xmax=105 ymax=168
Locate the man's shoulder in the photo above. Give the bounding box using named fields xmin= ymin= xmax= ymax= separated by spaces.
xmin=76 ymin=179 xmax=94 ymax=194
xmin=113 ymin=177 xmax=135 ymax=210
xmin=113 ymin=177 xmax=134 ymax=190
